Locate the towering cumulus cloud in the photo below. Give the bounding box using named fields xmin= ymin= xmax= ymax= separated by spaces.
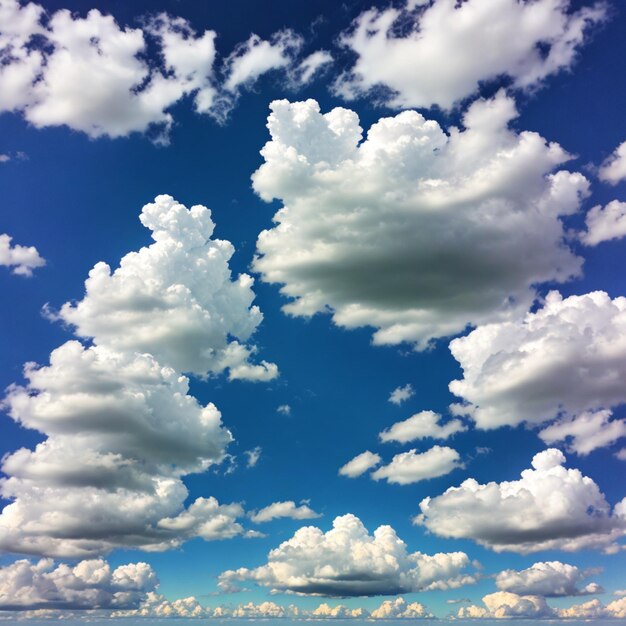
xmin=58 ymin=195 xmax=277 ymax=381
xmin=0 ymin=196 xmax=274 ymax=557
xmin=252 ymin=94 xmax=588 ymax=349
xmin=218 ymin=514 xmax=477 ymax=596
xmin=334 ymin=0 xmax=606 ymax=110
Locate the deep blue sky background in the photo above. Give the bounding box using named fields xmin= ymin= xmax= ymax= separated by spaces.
xmin=2 ymin=0 xmax=626 ymax=618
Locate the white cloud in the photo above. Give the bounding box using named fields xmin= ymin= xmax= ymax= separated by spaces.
xmin=0 ymin=558 xmax=156 ymax=611
xmin=0 ymin=341 xmax=248 ymax=557
xmin=370 ymin=597 xmax=432 ymax=619
xmin=338 ymin=451 xmax=381 ymax=478
xmin=415 ymin=448 xmax=626 ymax=553
xmin=458 ymin=591 xmax=554 ymax=619
xmin=244 ymin=446 xmax=262 ymax=468
xmin=112 ymin=592 xmax=206 ymax=618
xmin=449 ymin=291 xmax=626 ymax=430
xmin=218 ymin=513 xmax=477 ymax=597
xmin=56 ymin=195 xmax=277 ymax=381
xmin=495 ymin=561 xmax=603 ymax=597
xmin=599 ymin=140 xmax=626 ymax=185
xmin=581 ymin=200 xmax=626 ymax=246
xmin=0 ymin=233 xmax=45 ymax=276
xmin=277 ymin=404 xmax=291 ymax=415
xmin=558 ymin=597 xmax=626 ymax=619
xmin=292 ymin=50 xmax=333 ymax=86
xmin=334 ymin=0 xmax=606 ymax=110
xmin=252 ymin=94 xmax=588 ymax=349
xmin=379 ymin=410 xmax=466 ymax=444
xmin=616 ymin=448 xmax=626 ymax=461
xmin=539 ymin=410 xmax=626 ymax=456
xmin=249 ymin=501 xmax=321 ymax=524
xmin=388 ymin=384 xmax=414 ymax=406
xmin=371 ymin=445 xmax=462 ymax=485
xmin=311 ymin=603 xmax=368 ymax=619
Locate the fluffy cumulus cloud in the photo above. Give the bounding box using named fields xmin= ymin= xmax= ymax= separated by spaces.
xmin=252 ymin=94 xmax=589 ymax=349
xmin=458 ymin=591 xmax=555 ymax=619
xmin=370 ymin=597 xmax=432 ymax=619
xmin=0 ymin=233 xmax=45 ymax=276
xmin=218 ymin=514 xmax=477 ymax=597
xmin=371 ymin=445 xmax=463 ymax=485
xmin=334 ymin=0 xmax=606 ymax=110
xmin=495 ymin=561 xmax=603 ymax=597
xmin=0 ymin=558 xmax=157 ymax=611
xmin=539 ymin=409 xmax=626 ymax=456
xmin=449 ymin=291 xmax=626 ymax=433
xmin=57 ymin=195 xmax=276 ymax=381
xmin=249 ymin=501 xmax=321 ymax=524
xmin=379 ymin=410 xmax=466 ymax=444
xmin=388 ymin=384 xmax=414 ymax=406
xmin=581 ymin=200 xmax=626 ymax=246
xmin=599 ymin=140 xmax=626 ymax=185
xmin=0 ymin=195 xmax=277 ymax=557
xmin=558 ymin=597 xmax=626 ymax=619
xmin=338 ymin=451 xmax=381 ymax=478
xmin=415 ymin=449 xmax=626 ymax=553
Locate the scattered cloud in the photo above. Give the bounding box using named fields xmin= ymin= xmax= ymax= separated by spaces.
xmin=369 ymin=597 xmax=432 ymax=619
xmin=218 ymin=513 xmax=477 ymax=597
xmin=371 ymin=445 xmax=463 ymax=485
xmin=495 ymin=561 xmax=603 ymax=597
xmin=338 ymin=451 xmax=381 ymax=478
xmin=56 ymin=195 xmax=276 ymax=381
xmin=252 ymin=93 xmax=588 ymax=349
xmin=599 ymin=140 xmax=626 ymax=185
xmin=0 ymin=233 xmax=45 ymax=276
xmin=458 ymin=591 xmax=554 ymax=619
xmin=333 ymin=0 xmax=606 ymax=110
xmin=539 ymin=409 xmax=626 ymax=456
xmin=580 ymin=200 xmax=626 ymax=246
xmin=388 ymin=384 xmax=414 ymax=406
xmin=415 ymin=449 xmax=626 ymax=553
xmin=379 ymin=410 xmax=466 ymax=444
xmin=450 ymin=291 xmax=626 ymax=431
xmin=244 ymin=447 xmax=262 ymax=468
xmin=0 ymin=558 xmax=157 ymax=611
xmin=277 ymin=404 xmax=292 ymax=416
xmin=249 ymin=501 xmax=321 ymax=524
xmin=291 ymin=50 xmax=333 ymax=86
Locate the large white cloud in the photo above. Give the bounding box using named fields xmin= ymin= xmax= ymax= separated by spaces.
xmin=379 ymin=411 xmax=466 ymax=444
xmin=0 ymin=341 xmax=248 ymax=557
xmin=218 ymin=514 xmax=477 ymax=597
xmin=371 ymin=445 xmax=463 ymax=485
xmin=57 ymin=195 xmax=277 ymax=381
xmin=0 ymin=233 xmax=45 ymax=276
xmin=495 ymin=561 xmax=603 ymax=597
xmin=449 ymin=291 xmax=626 ymax=432
xmin=0 ymin=558 xmax=156 ymax=611
xmin=415 ymin=449 xmax=626 ymax=553
xmin=334 ymin=0 xmax=606 ymax=110
xmin=252 ymin=93 xmax=589 ymax=349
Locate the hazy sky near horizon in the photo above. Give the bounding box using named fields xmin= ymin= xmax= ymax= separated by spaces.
xmin=2 ymin=0 xmax=626 ymax=622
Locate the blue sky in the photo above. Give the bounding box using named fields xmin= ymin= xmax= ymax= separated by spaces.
xmin=2 ymin=0 xmax=626 ymax=622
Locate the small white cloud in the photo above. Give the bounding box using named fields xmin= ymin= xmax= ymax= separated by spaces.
xmin=218 ymin=513 xmax=478 ymax=597
xmin=388 ymin=384 xmax=414 ymax=406
xmin=277 ymin=404 xmax=292 ymax=415
xmin=249 ymin=500 xmax=321 ymax=524
xmin=370 ymin=597 xmax=432 ymax=619
xmin=244 ymin=446 xmax=262 ymax=468
xmin=338 ymin=451 xmax=381 ymax=478
xmin=599 ymin=140 xmax=626 ymax=185
xmin=372 ymin=445 xmax=463 ymax=485
xmin=291 ymin=50 xmax=333 ymax=85
xmin=379 ymin=410 xmax=466 ymax=444
xmin=539 ymin=409 xmax=626 ymax=456
xmin=0 ymin=233 xmax=45 ymax=276
xmin=458 ymin=591 xmax=555 ymax=619
xmin=580 ymin=200 xmax=626 ymax=246
xmin=416 ymin=448 xmax=626 ymax=553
